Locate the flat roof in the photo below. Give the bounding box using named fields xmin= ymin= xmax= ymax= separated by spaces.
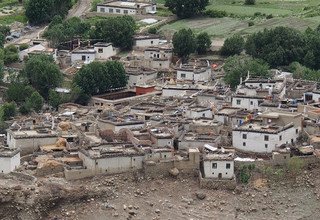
xmin=0 ymin=147 xmax=20 ymax=157
xmin=8 ymin=129 xmax=58 ymax=139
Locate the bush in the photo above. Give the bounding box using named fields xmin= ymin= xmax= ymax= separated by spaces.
xmin=248 ymin=21 xmax=254 ymax=26
xmin=287 ymin=157 xmax=304 ymax=175
xmin=266 ymin=14 xmax=273 ymax=19
xmin=19 ymin=43 xmax=29 ymax=51
xmin=148 ymin=27 xmax=157 ymax=34
xmin=205 ymin=9 xmax=227 ymax=18
xmin=239 ymin=165 xmax=251 ymax=184
xmin=245 ymin=0 xmax=256 ymax=5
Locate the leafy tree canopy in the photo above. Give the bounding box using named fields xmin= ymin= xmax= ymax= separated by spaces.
xmin=26 ymin=91 xmax=44 ymax=112
xmin=245 ymin=26 xmax=306 ymax=68
xmin=91 ymin=16 xmax=136 ymax=50
xmin=165 ymin=0 xmax=209 ymax=18
xmin=22 ymin=54 xmax=63 ymax=99
xmin=172 ymin=28 xmax=196 ymax=60
xmin=25 ymin=0 xmax=72 ymax=25
xmin=223 ymin=55 xmax=271 ymax=89
xmin=196 ymin=32 xmax=212 ymax=55
xmin=0 ymin=102 xmax=16 ymax=121
xmin=73 ymin=61 xmax=128 ymax=96
xmin=220 ymin=35 xmax=245 ymax=56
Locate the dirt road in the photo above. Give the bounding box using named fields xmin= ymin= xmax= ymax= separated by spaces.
xmin=67 ymin=0 xmax=93 ymax=18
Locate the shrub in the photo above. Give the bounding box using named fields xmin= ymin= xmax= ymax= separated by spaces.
xmin=245 ymin=0 xmax=256 ymax=5
xmin=19 ymin=43 xmax=29 ymax=51
xmin=205 ymin=9 xmax=228 ymax=18
xmin=266 ymin=14 xmax=273 ymax=19
xmin=148 ymin=27 xmax=157 ymax=34
xmin=248 ymin=21 xmax=254 ymax=26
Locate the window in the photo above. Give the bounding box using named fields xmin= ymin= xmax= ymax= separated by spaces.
xmin=109 ymin=8 xmax=113 ymax=13
xmin=116 ymin=9 xmax=120 ymax=13
xmin=243 ymin=142 xmax=246 ymax=146
xmin=202 ymin=113 xmax=205 ymax=117
xmin=226 ymin=163 xmax=231 ymax=169
xmin=258 ymin=100 xmax=263 ymax=105
xmin=296 ymin=129 xmax=299 ymax=134
xmin=100 ymin=8 xmax=105 ymax=12
xmin=81 ymin=55 xmax=86 ymax=61
xmin=164 ymin=155 xmax=167 ymax=158
xmin=236 ymin=99 xmax=241 ymax=105
xmin=250 ymin=101 xmax=253 ymax=105
xmin=124 ymin=10 xmax=128 ymax=14
xmin=279 ymin=135 xmax=282 ymax=141
xmin=242 ymin=134 xmax=247 ymax=139
xmin=264 ymin=135 xmax=269 ymax=141
xmin=181 ymin=73 xmax=186 ymax=78
xmin=151 ymin=41 xmax=153 ymax=44
xmin=265 ymin=144 xmax=268 ymax=148
xmin=98 ymin=48 xmax=103 ymax=53
xmin=212 ymin=163 xmax=217 ymax=169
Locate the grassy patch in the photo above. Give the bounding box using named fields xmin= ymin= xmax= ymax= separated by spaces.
xmin=0 ymin=0 xmax=19 ymax=8
xmin=0 ymin=12 xmax=27 ymax=25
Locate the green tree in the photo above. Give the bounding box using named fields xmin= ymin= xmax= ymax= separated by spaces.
xmin=91 ymin=16 xmax=136 ymax=50
xmin=0 ymin=102 xmax=17 ymax=121
xmin=220 ymin=35 xmax=245 ymax=56
xmin=5 ymin=83 xmax=35 ymax=104
xmin=26 ymin=91 xmax=44 ymax=112
xmin=245 ymin=27 xmax=306 ymax=67
xmin=224 ymin=55 xmax=271 ymax=89
xmin=196 ymin=32 xmax=212 ymax=55
xmin=73 ymin=61 xmax=128 ymax=96
xmin=25 ymin=0 xmax=72 ymax=25
xmin=172 ymin=28 xmax=196 ymax=60
xmin=23 ymin=54 xmax=63 ymax=99
xmin=165 ymin=0 xmax=209 ymax=18
xmin=48 ymin=89 xmax=61 ymax=110
xmin=148 ymin=27 xmax=157 ymax=34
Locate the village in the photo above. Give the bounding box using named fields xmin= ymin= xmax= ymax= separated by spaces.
xmin=1 ymin=0 xmax=320 ymax=219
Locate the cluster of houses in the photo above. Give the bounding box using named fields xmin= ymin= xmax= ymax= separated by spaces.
xmin=1 ymin=0 xmax=320 ymax=189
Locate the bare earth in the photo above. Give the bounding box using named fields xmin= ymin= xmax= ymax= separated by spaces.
xmin=1 ymin=164 xmax=320 ymax=220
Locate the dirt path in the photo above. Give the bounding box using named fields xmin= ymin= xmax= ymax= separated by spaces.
xmin=67 ymin=0 xmax=93 ymax=18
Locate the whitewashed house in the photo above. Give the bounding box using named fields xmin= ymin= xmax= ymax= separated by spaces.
xmin=79 ymin=144 xmax=145 ymax=175
xmin=94 ymin=42 xmax=116 ymax=60
xmin=203 ymin=153 xmax=234 ymax=179
xmin=185 ymin=106 xmax=213 ymax=119
xmin=176 ymin=61 xmax=212 ymax=82
xmin=126 ymin=67 xmax=158 ymax=87
xmin=143 ymin=46 xmax=172 ymax=70
xmin=232 ymin=95 xmax=265 ymax=111
xmin=7 ymin=129 xmax=59 ymax=156
xmin=232 ymin=122 xmax=299 ymax=153
xmin=133 ymin=35 xmax=160 ymax=47
xmin=97 ymin=1 xmax=156 ymax=15
xmin=71 ymin=48 xmax=96 ymax=64
xmin=304 ymin=90 xmax=320 ymax=102
xmin=0 ymin=147 xmax=20 ymax=174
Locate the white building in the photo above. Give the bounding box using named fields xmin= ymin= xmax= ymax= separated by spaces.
xmin=176 ymin=62 xmax=212 ymax=82
xmin=143 ymin=47 xmax=172 ymax=70
xmin=71 ymin=48 xmax=96 ymax=64
xmin=133 ymin=35 xmax=160 ymax=48
xmin=0 ymin=147 xmax=20 ymax=174
xmin=97 ymin=117 xmax=145 ymax=132
xmin=7 ymin=129 xmax=59 ymax=156
xmin=203 ymin=153 xmax=234 ymax=179
xmin=79 ymin=145 xmax=145 ymax=175
xmin=94 ymin=42 xmax=116 ymax=60
xmin=19 ymin=44 xmax=55 ymax=61
xmin=97 ymin=1 xmax=156 ymax=15
xmin=185 ymin=106 xmax=213 ymax=119
xmin=304 ymin=90 xmax=320 ymax=103
xmin=232 ymin=122 xmax=299 ymax=153
xmin=126 ymin=67 xmax=158 ymax=87
xmin=232 ymin=95 xmax=265 ymax=111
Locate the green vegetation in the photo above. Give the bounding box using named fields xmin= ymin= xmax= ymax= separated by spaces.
xmin=90 ymin=16 xmax=136 ymax=50
xmin=73 ymin=61 xmax=128 ymax=96
xmin=3 ymin=45 xmax=18 ymax=65
xmin=196 ymin=32 xmax=212 ymax=54
xmin=172 ymin=28 xmax=196 ymax=60
xmin=224 ymin=55 xmax=270 ymax=89
xmin=220 ymin=34 xmax=244 ymax=56
xmin=165 ymin=0 xmax=209 ymax=18
xmin=25 ymin=0 xmax=72 ymax=25
xmin=239 ymin=164 xmax=255 ymax=184
xmin=22 ymin=54 xmax=63 ymax=99
xmin=287 ymin=157 xmax=304 ymax=176
xmin=0 ymin=102 xmax=16 ymax=121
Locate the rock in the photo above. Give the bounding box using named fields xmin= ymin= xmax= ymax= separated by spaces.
xmin=123 ymin=205 xmax=127 ymax=210
xmin=113 ymin=212 xmax=119 ymax=217
xmin=155 ymin=209 xmax=160 ymax=214
xmin=196 ymin=192 xmax=206 ymax=200
xmin=128 ymin=210 xmax=135 ymax=215
xmin=169 ymin=167 xmax=179 ymax=177
xmin=13 ymin=185 xmax=22 ymax=190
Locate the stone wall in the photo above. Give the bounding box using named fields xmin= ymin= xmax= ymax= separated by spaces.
xmin=64 ymin=168 xmax=94 ymax=180
xmin=199 ymin=172 xmax=236 ymax=190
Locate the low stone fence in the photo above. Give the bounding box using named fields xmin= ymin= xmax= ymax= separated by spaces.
xmin=64 ymin=168 xmax=94 ymax=180
xmin=199 ymin=172 xmax=236 ymax=190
